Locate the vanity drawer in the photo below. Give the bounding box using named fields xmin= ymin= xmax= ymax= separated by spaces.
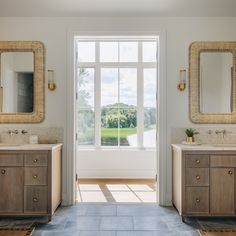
xmin=24 ymin=167 xmax=47 ymax=186
xmin=185 ymin=187 xmax=209 ymax=214
xmin=185 ymin=155 xmax=209 ymax=168
xmin=24 ymin=186 xmax=47 ymax=213
xmin=0 ymin=154 xmax=23 ymax=166
xmin=186 ymin=168 xmax=209 ymax=186
xmin=24 ymin=153 xmax=48 ymax=166
xmin=211 ymin=155 xmax=236 ymax=167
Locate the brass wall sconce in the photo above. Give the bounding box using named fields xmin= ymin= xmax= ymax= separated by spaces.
xmin=177 ymin=69 xmax=186 ymax=91
xmin=48 ymin=69 xmax=56 ymax=91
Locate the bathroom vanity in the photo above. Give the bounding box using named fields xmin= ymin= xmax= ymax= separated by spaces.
xmin=0 ymin=144 xmax=62 ymax=220
xmin=172 ymin=144 xmax=236 ymax=219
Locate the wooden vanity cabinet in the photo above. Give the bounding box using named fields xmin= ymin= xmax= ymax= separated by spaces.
xmin=210 ymin=167 xmax=234 ymax=215
xmin=0 ymin=146 xmax=62 ymax=220
xmin=0 ymin=167 xmax=23 ymax=213
xmin=172 ymin=146 xmax=236 ymax=218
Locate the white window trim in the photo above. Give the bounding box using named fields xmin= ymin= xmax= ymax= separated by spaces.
xmin=76 ymin=38 xmax=157 ymax=149
xmin=66 ymin=30 xmax=167 ymax=206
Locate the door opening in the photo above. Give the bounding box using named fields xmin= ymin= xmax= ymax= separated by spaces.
xmin=74 ymin=36 xmax=159 ymax=203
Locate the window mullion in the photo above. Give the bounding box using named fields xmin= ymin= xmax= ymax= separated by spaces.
xmin=95 ymin=42 xmax=101 ymax=148
xmin=137 ymin=41 xmax=144 ymax=148
xmin=118 ymin=68 xmax=120 ymax=147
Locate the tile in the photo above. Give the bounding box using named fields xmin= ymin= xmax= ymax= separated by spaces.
xmin=106 ymin=184 xmax=130 ymax=191
xmin=100 ymin=216 xmax=133 ymax=230
xmin=64 ymin=216 xmax=100 ymax=230
xmin=32 ymin=231 xmax=44 ymax=236
xmin=79 ymin=231 xmax=116 ymax=236
xmin=110 ymin=192 xmax=141 ymax=203
xmin=128 ymin=184 xmax=154 ymax=191
xmin=48 ymin=215 xmax=69 ymax=225
xmin=134 ymin=192 xmax=157 ymax=203
xmin=55 ymin=205 xmax=87 ymax=216
xmin=0 ymin=204 xmax=223 ymax=236
xmin=163 ymin=214 xmax=199 ymax=231
xmin=42 ymin=231 xmax=80 ymax=236
xmin=133 ymin=216 xmax=168 ymax=230
xmin=117 ymin=205 xmax=164 ymax=216
xmin=35 ymin=223 xmax=65 ymax=231
xmin=117 ymin=231 xmax=155 ymax=236
xmin=166 ymin=219 xmax=199 ymax=231
xmin=116 ymin=230 xmax=199 ymax=236
xmin=80 ymin=191 xmax=107 ymax=202
xmin=85 ymin=205 xmax=116 ymax=216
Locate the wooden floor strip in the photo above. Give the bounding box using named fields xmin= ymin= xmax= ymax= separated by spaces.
xmin=78 ymin=178 xmax=156 ymax=185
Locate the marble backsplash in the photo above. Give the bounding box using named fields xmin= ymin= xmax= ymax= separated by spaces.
xmin=171 ymin=127 xmax=236 ymax=145
xmin=0 ymin=127 xmax=63 ymax=144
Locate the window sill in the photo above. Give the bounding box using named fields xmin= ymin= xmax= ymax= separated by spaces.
xmin=77 ymin=147 xmax=156 ymax=151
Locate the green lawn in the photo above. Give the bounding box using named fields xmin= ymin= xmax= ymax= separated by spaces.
xmin=101 ymin=128 xmax=137 ymax=139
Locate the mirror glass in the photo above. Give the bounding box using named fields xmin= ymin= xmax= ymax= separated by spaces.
xmin=0 ymin=52 xmax=34 ymax=113
xmin=200 ymin=51 xmax=233 ymax=113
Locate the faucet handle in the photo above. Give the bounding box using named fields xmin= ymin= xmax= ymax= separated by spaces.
xmin=21 ymin=130 xmax=28 ymax=134
xmin=207 ymin=130 xmax=213 ymax=134
xmin=8 ymin=130 xmax=18 ymax=135
xmin=222 ymin=129 xmax=226 ymax=138
xmin=215 ymin=129 xmax=226 ymax=137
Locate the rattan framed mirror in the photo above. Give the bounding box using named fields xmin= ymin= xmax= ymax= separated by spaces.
xmin=189 ymin=41 xmax=236 ymax=123
xmin=0 ymin=41 xmax=45 ymax=123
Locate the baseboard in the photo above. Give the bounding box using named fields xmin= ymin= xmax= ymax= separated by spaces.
xmin=77 ymin=169 xmax=156 ymax=179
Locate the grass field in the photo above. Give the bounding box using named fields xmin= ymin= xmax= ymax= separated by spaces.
xmin=79 ymin=125 xmax=156 ymax=145
xmin=101 ymin=128 xmax=137 ymax=139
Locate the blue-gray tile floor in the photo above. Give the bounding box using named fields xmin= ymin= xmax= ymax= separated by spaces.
xmin=1 ymin=204 xmax=236 ymax=236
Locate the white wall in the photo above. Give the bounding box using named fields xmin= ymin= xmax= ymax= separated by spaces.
xmin=78 ymin=150 xmax=156 ymax=178
xmin=1 ymin=17 xmax=236 ymax=205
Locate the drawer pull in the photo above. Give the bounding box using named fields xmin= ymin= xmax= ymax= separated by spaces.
xmin=33 ymin=174 xmax=38 ymax=179
xmin=228 ymin=170 xmax=233 ymax=175
xmin=196 ymin=175 xmax=200 ymax=180
xmin=1 ymin=169 xmax=6 ymax=174
xmin=196 ymin=198 xmax=200 ymax=203
xmin=33 ymin=159 xmax=38 ymax=163
xmin=196 ymin=160 xmax=200 ymax=164
xmin=33 ymin=197 xmax=38 ymax=202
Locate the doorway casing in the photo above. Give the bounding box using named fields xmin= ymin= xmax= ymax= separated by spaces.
xmin=65 ymin=30 xmax=167 ymax=206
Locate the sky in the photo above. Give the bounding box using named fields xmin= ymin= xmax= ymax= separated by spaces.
xmin=77 ymin=41 xmax=157 ymax=108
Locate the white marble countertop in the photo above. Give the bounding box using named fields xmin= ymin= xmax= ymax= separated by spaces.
xmin=0 ymin=143 xmax=62 ymax=151
xmin=172 ymin=144 xmax=236 ymax=151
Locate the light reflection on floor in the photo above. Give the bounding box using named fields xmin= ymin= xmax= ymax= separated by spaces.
xmin=77 ymin=180 xmax=157 ymax=203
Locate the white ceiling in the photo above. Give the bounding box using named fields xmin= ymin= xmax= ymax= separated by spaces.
xmin=0 ymin=0 xmax=236 ymax=17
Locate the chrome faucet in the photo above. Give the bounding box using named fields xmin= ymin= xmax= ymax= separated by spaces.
xmin=215 ymin=129 xmax=226 ymax=137
xmin=21 ymin=130 xmax=28 ymax=134
xmin=8 ymin=130 xmax=19 ymax=136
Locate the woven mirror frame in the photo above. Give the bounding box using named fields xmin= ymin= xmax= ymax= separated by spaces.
xmin=189 ymin=41 xmax=236 ymax=124
xmin=0 ymin=41 xmax=45 ymax=123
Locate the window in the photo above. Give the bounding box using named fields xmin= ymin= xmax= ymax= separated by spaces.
xmin=76 ymin=37 xmax=158 ymax=149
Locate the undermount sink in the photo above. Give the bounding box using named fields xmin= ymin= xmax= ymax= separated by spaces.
xmin=213 ymin=144 xmax=236 ymax=147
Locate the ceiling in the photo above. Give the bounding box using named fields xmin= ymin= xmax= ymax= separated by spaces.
xmin=0 ymin=0 xmax=236 ymax=17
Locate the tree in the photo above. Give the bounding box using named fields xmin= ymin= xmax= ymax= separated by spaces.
xmin=77 ymin=68 xmax=91 ymax=108
xmin=77 ymin=68 xmax=94 ymax=144
xmin=101 ymin=103 xmax=137 ymax=128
